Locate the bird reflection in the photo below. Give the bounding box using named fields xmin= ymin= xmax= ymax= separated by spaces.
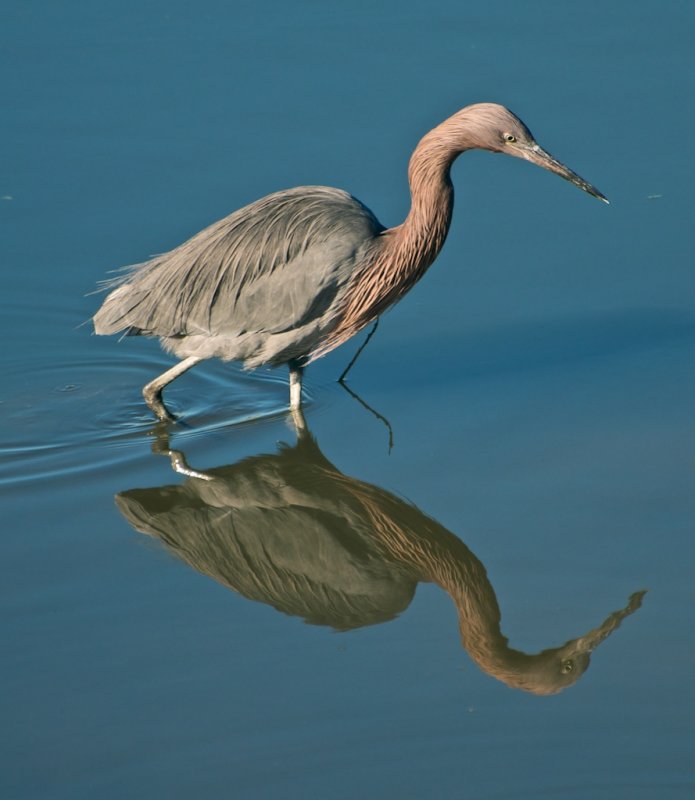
xmin=116 ymin=413 xmax=644 ymax=695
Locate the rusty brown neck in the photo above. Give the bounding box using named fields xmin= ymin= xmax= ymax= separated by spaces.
xmin=392 ymin=125 xmax=459 ymax=280
xmin=397 ymin=109 xmax=495 ymax=269
xmin=318 ymin=118 xmax=470 ymax=354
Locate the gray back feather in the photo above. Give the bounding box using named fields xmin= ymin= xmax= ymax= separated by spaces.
xmin=94 ymin=186 xmax=384 ymax=363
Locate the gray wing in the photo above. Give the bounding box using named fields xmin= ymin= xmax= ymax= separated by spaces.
xmin=93 ymin=186 xmax=384 ymax=346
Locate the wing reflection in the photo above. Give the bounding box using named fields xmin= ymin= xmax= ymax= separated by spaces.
xmin=116 ymin=414 xmax=644 ymax=695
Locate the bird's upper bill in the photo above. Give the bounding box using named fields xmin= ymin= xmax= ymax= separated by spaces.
xmin=514 ymin=141 xmax=609 ymax=203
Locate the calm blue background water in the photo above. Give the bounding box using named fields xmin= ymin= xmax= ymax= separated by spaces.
xmin=2 ymin=2 xmax=694 ymax=798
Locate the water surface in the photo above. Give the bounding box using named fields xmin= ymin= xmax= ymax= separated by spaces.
xmin=2 ymin=2 xmax=694 ymax=798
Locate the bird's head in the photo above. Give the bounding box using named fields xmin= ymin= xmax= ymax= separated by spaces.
xmin=452 ymin=102 xmax=608 ymax=203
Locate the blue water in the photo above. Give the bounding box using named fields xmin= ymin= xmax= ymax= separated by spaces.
xmin=3 ymin=2 xmax=694 ymax=798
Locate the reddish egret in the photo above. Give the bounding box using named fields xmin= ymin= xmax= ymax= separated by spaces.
xmin=93 ymin=102 xmax=607 ymax=420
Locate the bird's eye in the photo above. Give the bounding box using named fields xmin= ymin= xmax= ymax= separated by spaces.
xmin=503 ymin=133 xmax=517 ymax=143
xmin=560 ymin=659 xmax=574 ymax=674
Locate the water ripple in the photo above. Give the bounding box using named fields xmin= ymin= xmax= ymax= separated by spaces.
xmin=0 ymin=347 xmax=306 ymax=488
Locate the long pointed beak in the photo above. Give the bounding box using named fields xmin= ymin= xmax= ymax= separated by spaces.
xmin=518 ymin=142 xmax=609 ymax=203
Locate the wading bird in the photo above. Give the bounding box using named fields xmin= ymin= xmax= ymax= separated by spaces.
xmin=93 ymin=103 xmax=607 ymax=420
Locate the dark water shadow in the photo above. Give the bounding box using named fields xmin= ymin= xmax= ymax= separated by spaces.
xmin=115 ymin=413 xmax=644 ymax=695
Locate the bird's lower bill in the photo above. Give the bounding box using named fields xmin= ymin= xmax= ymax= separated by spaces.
xmin=521 ymin=143 xmax=608 ymax=203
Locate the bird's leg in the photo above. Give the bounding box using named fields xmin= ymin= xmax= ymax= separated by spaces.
xmin=338 ymin=319 xmax=379 ymax=383
xmin=148 ymin=422 xmax=212 ymax=479
xmin=339 ymin=379 xmax=394 ymax=452
xmin=288 ymin=363 xmax=304 ymax=410
xmin=143 ymin=356 xmax=202 ymax=421
xmin=166 ymin=449 xmax=214 ymax=481
xmin=288 ymin=406 xmax=308 ymax=437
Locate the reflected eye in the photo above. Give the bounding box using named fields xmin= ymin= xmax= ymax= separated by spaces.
xmin=503 ymin=133 xmax=517 ymax=143
xmin=561 ymin=659 xmax=574 ymax=674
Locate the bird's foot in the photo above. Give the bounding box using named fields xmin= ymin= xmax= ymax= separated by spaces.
xmin=143 ymin=384 xmax=177 ymax=423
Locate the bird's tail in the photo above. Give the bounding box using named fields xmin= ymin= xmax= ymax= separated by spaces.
xmin=93 ymin=282 xmax=144 ymax=335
